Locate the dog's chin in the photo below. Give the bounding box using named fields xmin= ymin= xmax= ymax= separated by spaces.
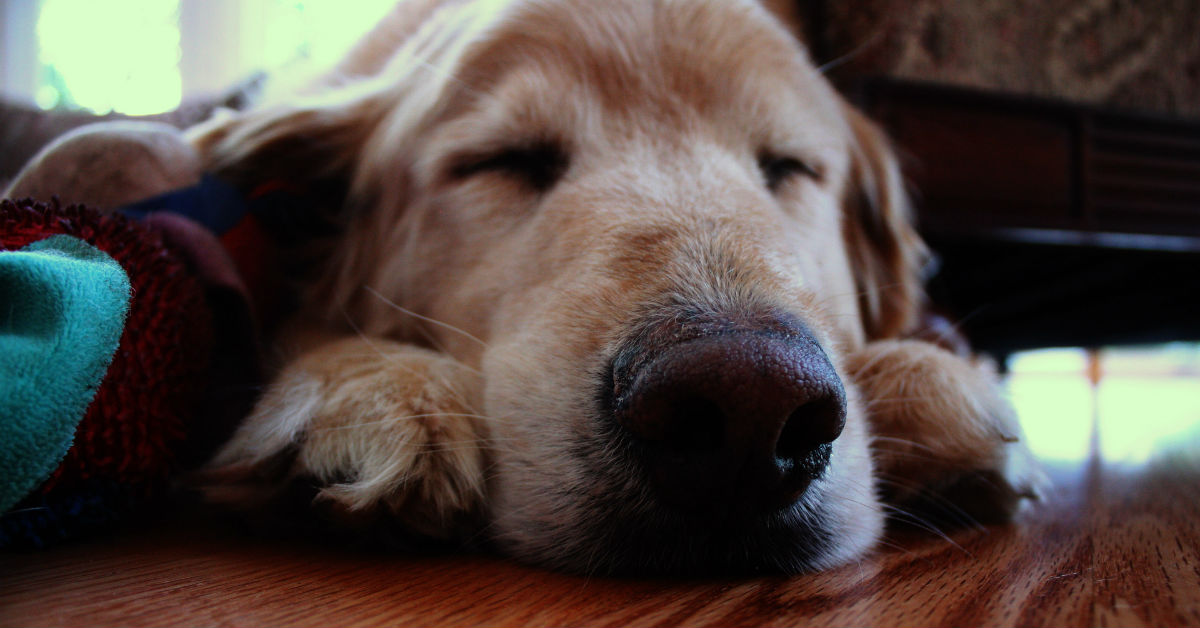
xmin=487 ymin=426 xmax=883 ymax=576
xmin=582 ymin=492 xmax=877 ymax=575
xmin=490 ymin=485 xmax=880 ymax=576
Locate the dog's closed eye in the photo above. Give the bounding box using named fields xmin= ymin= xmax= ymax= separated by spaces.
xmin=758 ymin=152 xmax=820 ymax=193
xmin=449 ymin=141 xmax=570 ymax=192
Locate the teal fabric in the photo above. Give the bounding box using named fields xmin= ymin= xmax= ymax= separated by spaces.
xmin=0 ymin=235 xmax=131 ymax=512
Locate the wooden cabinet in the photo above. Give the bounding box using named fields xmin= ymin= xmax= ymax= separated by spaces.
xmin=858 ymin=78 xmax=1200 ymax=241
xmin=852 ymin=79 xmax=1200 ymax=354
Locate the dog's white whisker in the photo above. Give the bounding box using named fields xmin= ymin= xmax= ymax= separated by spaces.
xmin=342 ymin=310 xmax=486 ymax=394
xmin=859 ymin=396 xmax=946 ymax=409
xmin=309 ymin=412 xmax=499 ymax=432
xmin=879 ymin=504 xmax=974 ymax=557
xmin=350 ymin=305 xmax=486 ymax=381
xmin=363 ymin=284 xmax=490 ymax=350
xmin=815 ymin=30 xmax=885 ymax=75
xmin=870 ymin=536 xmax=921 ymax=557
xmin=873 ymin=437 xmax=945 ymax=456
xmin=874 ymin=476 xmax=992 ymax=533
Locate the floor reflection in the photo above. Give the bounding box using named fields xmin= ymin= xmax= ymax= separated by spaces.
xmin=1006 ymin=344 xmax=1200 ymax=466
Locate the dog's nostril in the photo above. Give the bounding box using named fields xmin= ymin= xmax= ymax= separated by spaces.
xmin=777 ymin=396 xmax=845 ymax=473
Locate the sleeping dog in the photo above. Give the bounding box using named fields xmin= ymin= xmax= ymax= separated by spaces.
xmin=6 ymin=0 xmax=1041 ymax=574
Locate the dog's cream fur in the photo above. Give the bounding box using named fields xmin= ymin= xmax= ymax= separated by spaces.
xmin=6 ymin=0 xmax=1042 ymax=574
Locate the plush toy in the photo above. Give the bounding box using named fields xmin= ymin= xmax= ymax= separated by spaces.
xmin=1 ymin=115 xmax=314 ymax=548
xmin=0 ymin=224 xmax=131 ymax=517
xmin=0 ymin=196 xmax=261 ymax=548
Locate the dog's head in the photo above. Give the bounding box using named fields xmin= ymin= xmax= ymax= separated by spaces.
xmin=194 ymin=0 xmax=928 ymax=574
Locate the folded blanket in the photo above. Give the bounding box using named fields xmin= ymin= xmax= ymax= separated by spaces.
xmin=0 ymin=235 xmax=130 ymax=512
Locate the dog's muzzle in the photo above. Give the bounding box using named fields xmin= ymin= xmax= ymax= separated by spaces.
xmin=609 ymin=313 xmax=846 ymax=518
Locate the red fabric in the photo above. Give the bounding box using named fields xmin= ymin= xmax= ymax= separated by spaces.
xmin=219 ymin=214 xmax=282 ymax=327
xmin=0 ymin=198 xmax=212 ymax=496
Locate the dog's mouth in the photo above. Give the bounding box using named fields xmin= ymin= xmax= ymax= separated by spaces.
xmin=557 ymin=308 xmax=859 ymax=574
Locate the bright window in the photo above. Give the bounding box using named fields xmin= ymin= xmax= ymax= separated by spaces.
xmin=1008 ymin=344 xmax=1200 ymax=464
xmin=30 ymin=0 xmax=398 ymax=116
xmin=36 ymin=0 xmax=182 ymax=115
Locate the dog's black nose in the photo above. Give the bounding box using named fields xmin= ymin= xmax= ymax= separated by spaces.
xmin=613 ymin=327 xmax=846 ymax=515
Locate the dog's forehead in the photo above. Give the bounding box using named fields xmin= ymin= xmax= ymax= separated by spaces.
xmin=454 ymin=0 xmax=843 ymax=134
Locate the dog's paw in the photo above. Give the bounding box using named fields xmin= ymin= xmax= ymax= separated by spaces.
xmin=846 ymin=339 xmax=1047 ymax=526
xmin=199 ymin=338 xmax=486 ymax=542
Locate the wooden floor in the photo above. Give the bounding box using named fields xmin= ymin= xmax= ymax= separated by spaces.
xmin=3 ymin=414 xmax=1199 ymax=626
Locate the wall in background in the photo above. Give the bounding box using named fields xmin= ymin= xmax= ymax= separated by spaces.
xmin=0 ymin=0 xmax=396 ymax=114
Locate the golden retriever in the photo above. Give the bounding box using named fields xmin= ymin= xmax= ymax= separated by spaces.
xmin=7 ymin=0 xmax=1041 ymax=574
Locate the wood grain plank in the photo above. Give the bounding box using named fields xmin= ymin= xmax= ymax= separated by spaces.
xmin=3 ymin=446 xmax=1198 ymax=627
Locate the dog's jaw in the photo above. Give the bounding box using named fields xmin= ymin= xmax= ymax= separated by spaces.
xmin=482 ymin=359 xmax=883 ymax=575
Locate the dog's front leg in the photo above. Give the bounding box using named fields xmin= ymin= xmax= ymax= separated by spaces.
xmin=199 ymin=337 xmax=488 ymax=543
xmin=847 ymin=340 xmax=1046 ymax=526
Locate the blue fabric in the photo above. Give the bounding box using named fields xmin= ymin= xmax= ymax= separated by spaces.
xmin=118 ymin=174 xmax=322 ymax=247
xmin=120 ymin=174 xmax=248 ymax=234
xmin=0 ymin=479 xmax=143 ymax=549
xmin=0 ymin=235 xmax=131 ymax=512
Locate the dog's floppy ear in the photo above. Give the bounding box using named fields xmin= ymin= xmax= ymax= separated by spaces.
xmin=841 ymin=104 xmax=930 ymax=340
xmin=185 ymin=91 xmax=386 ymax=201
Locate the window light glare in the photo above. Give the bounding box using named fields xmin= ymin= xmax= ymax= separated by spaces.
xmin=36 ymin=0 xmax=182 ymax=115
xmin=1007 ymin=345 xmax=1200 ymax=465
xmin=1007 ymin=349 xmax=1095 ymax=463
xmin=34 ymin=85 xmax=60 ymax=110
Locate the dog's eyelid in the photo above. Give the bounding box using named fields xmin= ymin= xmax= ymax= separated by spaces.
xmin=447 ymin=141 xmax=570 ymax=191
xmin=757 ymin=151 xmax=822 ymax=192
